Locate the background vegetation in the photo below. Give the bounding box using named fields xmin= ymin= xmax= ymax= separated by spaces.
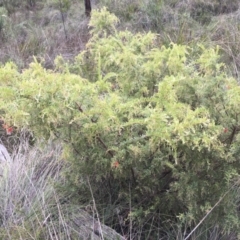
xmin=1 ymin=1 xmax=240 ymax=239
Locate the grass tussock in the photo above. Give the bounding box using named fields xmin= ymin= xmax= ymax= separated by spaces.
xmin=0 ymin=140 xmax=124 ymax=239
xmin=0 ymin=140 xmax=65 ymax=239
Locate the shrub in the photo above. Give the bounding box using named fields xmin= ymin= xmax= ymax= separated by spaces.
xmin=1 ymin=8 xmax=240 ymax=238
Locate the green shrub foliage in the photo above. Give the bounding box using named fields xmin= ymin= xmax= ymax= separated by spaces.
xmin=1 ymin=8 xmax=240 ymax=237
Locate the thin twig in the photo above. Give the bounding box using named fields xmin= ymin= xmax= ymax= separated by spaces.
xmin=87 ymin=177 xmax=104 ymax=240
xmin=184 ymin=181 xmax=239 ymax=240
xmin=59 ymin=0 xmax=68 ymax=40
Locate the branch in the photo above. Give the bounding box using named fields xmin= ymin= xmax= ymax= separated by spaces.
xmin=229 ymin=125 xmax=237 ymax=145
xmin=75 ymin=102 xmax=114 ymax=158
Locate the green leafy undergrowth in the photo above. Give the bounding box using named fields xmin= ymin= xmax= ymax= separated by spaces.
xmin=1 ymin=8 xmax=240 ymax=238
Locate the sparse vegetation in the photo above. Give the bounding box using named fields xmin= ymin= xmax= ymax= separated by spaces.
xmin=1 ymin=1 xmax=240 ymax=239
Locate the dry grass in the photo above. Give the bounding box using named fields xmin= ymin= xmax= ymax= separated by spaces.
xmin=0 ymin=138 xmax=125 ymax=239
xmin=1 ymin=0 xmax=240 ymax=74
xmin=0 ymin=140 xmax=65 ymax=239
xmin=0 ymin=1 xmax=91 ymax=69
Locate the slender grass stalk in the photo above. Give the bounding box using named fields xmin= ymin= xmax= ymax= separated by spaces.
xmin=184 ymin=180 xmax=240 ymax=240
